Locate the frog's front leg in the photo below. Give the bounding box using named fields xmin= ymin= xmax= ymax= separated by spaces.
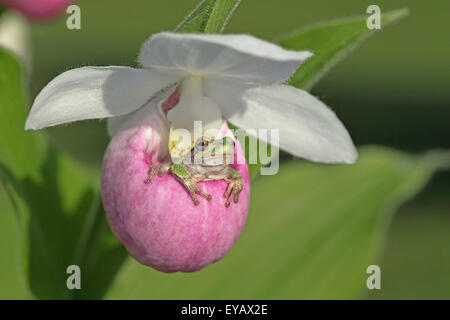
xmin=145 ymin=162 xmax=170 ymax=184
xmin=224 ymin=167 xmax=243 ymax=207
xmin=171 ymin=164 xmax=212 ymax=205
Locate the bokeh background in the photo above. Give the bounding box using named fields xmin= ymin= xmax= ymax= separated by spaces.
xmin=1 ymin=0 xmax=449 ymax=299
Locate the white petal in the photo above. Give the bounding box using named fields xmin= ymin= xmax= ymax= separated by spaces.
xmin=25 ymin=66 xmax=181 ymax=130
xmin=167 ymin=77 xmax=223 ymax=159
xmin=205 ymin=81 xmax=357 ymax=164
xmin=139 ymin=32 xmax=312 ymax=85
xmin=107 ymin=82 xmax=182 ymax=137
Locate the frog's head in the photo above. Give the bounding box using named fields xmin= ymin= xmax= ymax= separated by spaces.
xmin=187 ymin=136 xmax=235 ymax=166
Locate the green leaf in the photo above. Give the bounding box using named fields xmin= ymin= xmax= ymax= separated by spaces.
xmin=279 ymin=8 xmax=409 ymax=90
xmin=0 ymin=48 xmax=45 ymax=181
xmin=0 ymin=184 xmax=33 ymax=299
xmin=175 ymin=0 xmax=241 ymax=33
xmin=0 ymin=47 xmax=127 ymax=299
xmin=105 ymin=146 xmax=443 ymax=299
xmin=1 ymin=148 xmax=128 ymax=299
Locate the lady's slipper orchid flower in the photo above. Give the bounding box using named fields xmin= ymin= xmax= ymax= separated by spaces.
xmin=25 ymin=32 xmax=357 ymax=273
xmin=2 ymin=0 xmax=73 ymax=20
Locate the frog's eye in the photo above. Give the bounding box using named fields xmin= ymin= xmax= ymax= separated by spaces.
xmin=200 ymin=140 xmax=209 ymax=149
xmin=196 ymin=139 xmax=209 ymax=150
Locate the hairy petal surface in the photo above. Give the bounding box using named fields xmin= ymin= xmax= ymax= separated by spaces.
xmin=206 ymin=82 xmax=357 ymax=164
xmin=139 ymin=32 xmax=312 ymax=85
xmin=25 ymin=66 xmax=180 ymax=130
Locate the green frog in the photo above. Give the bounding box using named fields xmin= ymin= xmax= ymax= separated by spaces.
xmin=145 ymin=136 xmax=243 ymax=207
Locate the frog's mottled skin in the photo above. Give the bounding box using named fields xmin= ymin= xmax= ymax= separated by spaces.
xmin=145 ymin=136 xmax=243 ymax=207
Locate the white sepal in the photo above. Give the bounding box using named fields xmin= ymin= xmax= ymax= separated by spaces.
xmin=139 ymin=32 xmax=312 ymax=85
xmin=26 ymin=66 xmax=180 ymax=130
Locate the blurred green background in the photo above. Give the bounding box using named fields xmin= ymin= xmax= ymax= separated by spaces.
xmin=1 ymin=0 xmax=449 ymax=299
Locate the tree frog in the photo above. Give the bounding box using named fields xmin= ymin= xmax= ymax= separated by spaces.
xmin=145 ymin=136 xmax=243 ymax=207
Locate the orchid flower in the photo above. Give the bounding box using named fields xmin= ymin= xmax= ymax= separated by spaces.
xmin=2 ymin=0 xmax=73 ymax=20
xmin=25 ymin=32 xmax=357 ymax=273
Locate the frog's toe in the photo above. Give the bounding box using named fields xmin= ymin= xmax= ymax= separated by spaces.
xmin=224 ymin=180 xmax=243 ymax=207
xmin=224 ymin=188 xmax=238 ymax=207
xmin=230 ymin=188 xmax=241 ymax=204
xmin=145 ymin=166 xmax=159 ymax=184
xmin=224 ymin=182 xmax=233 ymax=198
xmin=199 ymin=192 xmax=212 ymax=201
xmin=195 ymin=186 xmax=212 ymax=201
